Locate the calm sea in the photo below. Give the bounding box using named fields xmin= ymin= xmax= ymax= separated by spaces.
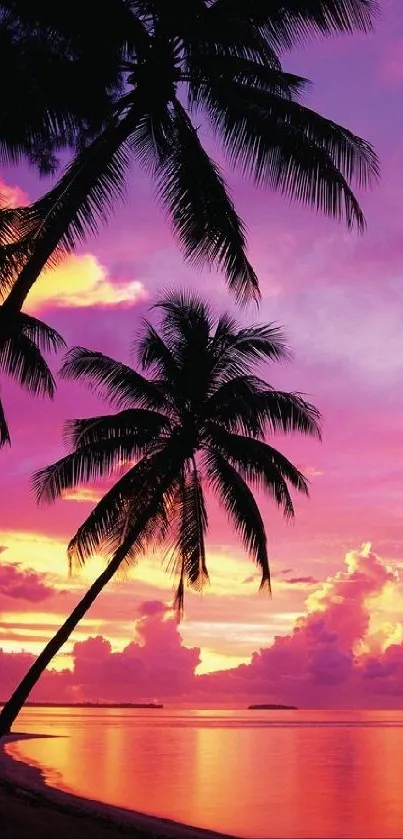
xmin=5 ymin=708 xmax=403 ymax=838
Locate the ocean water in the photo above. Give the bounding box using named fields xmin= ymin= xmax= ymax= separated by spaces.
xmin=6 ymin=708 xmax=403 ymax=838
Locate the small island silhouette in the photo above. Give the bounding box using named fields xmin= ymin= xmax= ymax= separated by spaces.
xmin=248 ymin=704 xmax=297 ymax=710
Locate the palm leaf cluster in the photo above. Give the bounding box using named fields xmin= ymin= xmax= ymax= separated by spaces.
xmin=0 ymin=0 xmax=379 ymax=308
xmin=0 ymin=0 xmax=135 ymax=172
xmin=33 ymin=292 xmax=321 ymax=613
xmin=0 ymin=311 xmax=64 ymax=445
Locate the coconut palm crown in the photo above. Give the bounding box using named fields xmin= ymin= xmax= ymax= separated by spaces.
xmin=0 ymin=0 xmax=379 ymax=309
xmin=0 ymin=0 xmax=378 ymax=174
xmin=33 ymin=292 xmax=321 ymax=610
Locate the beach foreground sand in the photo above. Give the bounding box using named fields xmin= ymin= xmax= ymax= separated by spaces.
xmin=1 ymin=735 xmax=236 ymax=839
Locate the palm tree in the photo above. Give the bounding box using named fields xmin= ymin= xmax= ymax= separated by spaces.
xmin=0 ymin=0 xmax=378 ymax=309
xmin=0 ymin=311 xmax=64 ymax=445
xmin=0 ymin=291 xmax=321 ymax=735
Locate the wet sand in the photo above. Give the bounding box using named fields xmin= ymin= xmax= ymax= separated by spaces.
xmin=0 ymin=734 xmax=236 ymax=839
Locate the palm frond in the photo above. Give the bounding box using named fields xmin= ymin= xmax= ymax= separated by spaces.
xmin=253 ymin=389 xmax=322 ymax=438
xmin=67 ymin=444 xmax=184 ymax=569
xmin=181 ymin=464 xmax=209 ymax=578
xmin=84 ymin=477 xmax=180 ymax=577
xmin=202 ymin=79 xmax=378 ymax=229
xmin=209 ymin=0 xmax=377 ymax=47
xmin=206 ymin=374 xmax=269 ymax=436
xmin=32 ymin=437 xmax=144 ymax=504
xmin=207 ymin=426 xmax=309 ymax=518
xmin=0 ymin=332 xmax=56 ymax=397
xmin=28 ymin=130 xmax=131 ymax=250
xmin=185 ymin=4 xmax=281 ymax=70
xmin=207 ymin=375 xmax=322 ymax=438
xmin=19 ymin=313 xmax=66 ymax=353
xmin=60 ymin=347 xmax=163 ymax=410
xmin=263 ymin=0 xmax=377 ymax=44
xmin=130 ymin=105 xmax=175 ymax=174
xmin=67 ymin=468 xmax=138 ymax=569
xmin=63 ymin=408 xmax=172 ymax=451
xmin=155 ymin=99 xmax=260 ymax=302
xmin=0 ymin=234 xmax=37 ymax=298
xmin=67 ymin=459 xmax=171 ymax=569
xmin=154 ymin=289 xmax=213 ymax=350
xmin=117 ymin=482 xmax=178 ymax=568
xmin=209 ymin=320 xmax=291 ymax=388
xmin=137 ymin=323 xmax=181 ymax=385
xmin=205 ymin=448 xmax=271 ymax=590
xmin=188 ymin=54 xmax=308 ymax=112
xmin=169 ymin=462 xmax=209 ymax=617
xmin=0 ymin=392 xmax=10 ymax=447
xmin=0 ymin=201 xmax=29 ymax=243
xmin=226 ymin=322 xmax=291 ymax=362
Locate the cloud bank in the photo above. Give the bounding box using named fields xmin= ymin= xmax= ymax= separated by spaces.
xmin=2 ymin=546 xmax=403 ymax=707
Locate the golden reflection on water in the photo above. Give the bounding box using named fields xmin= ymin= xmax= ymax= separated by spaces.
xmin=7 ymin=709 xmax=403 ymax=838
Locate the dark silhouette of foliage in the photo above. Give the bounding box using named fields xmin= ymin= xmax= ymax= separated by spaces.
xmin=0 ymin=311 xmax=64 ymax=446
xmin=0 ymin=0 xmax=378 ymax=306
xmin=0 ymin=291 xmax=321 ymax=734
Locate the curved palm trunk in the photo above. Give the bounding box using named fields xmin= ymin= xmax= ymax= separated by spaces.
xmin=0 ymin=433 xmax=182 ymax=737
xmin=0 ymin=461 xmax=176 ymax=738
xmin=3 ymin=108 xmax=142 ymax=313
xmin=0 ymin=545 xmax=126 ymax=737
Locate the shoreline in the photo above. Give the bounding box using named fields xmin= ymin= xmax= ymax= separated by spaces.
xmin=1 ymin=734 xmax=237 ymax=839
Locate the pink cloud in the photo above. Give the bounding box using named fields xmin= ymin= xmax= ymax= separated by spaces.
xmin=0 ymin=176 xmax=28 ymax=208
xmin=0 ymin=561 xmax=55 ymax=602
xmin=0 ymin=602 xmax=200 ymax=704
xmin=138 ymin=600 xmax=168 ymax=618
xmin=0 ymin=650 xmax=73 ymax=703
xmin=285 ymin=576 xmax=318 ymax=586
xmin=199 ymin=545 xmax=401 ymax=706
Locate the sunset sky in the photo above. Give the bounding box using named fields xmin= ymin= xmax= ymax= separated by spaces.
xmin=1 ymin=0 xmax=403 ymax=708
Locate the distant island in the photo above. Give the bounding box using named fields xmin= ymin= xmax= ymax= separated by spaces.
xmin=20 ymin=702 xmax=163 ymax=709
xmin=248 ymin=704 xmax=297 ymax=710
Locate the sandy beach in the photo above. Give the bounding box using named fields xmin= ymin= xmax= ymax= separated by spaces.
xmin=0 ymin=735 xmax=236 ymax=839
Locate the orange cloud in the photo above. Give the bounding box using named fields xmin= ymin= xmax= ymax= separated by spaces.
xmin=26 ymin=253 xmax=149 ymax=311
xmin=62 ymin=488 xmax=103 ymax=504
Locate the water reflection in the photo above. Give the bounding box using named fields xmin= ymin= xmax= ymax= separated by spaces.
xmin=6 ymin=709 xmax=403 ymax=838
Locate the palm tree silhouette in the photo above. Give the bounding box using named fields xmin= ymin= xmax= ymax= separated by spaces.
xmin=0 ymin=291 xmax=321 ymax=734
xmin=0 ymin=0 xmax=378 ymax=309
xmin=0 ymin=311 xmax=64 ymax=445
